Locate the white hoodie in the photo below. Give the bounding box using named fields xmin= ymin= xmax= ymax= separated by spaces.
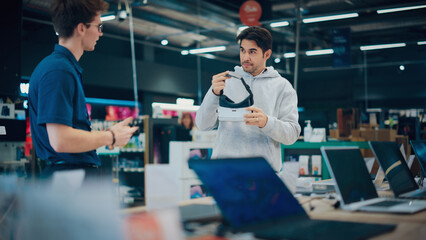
xmin=195 ymin=66 xmax=301 ymax=172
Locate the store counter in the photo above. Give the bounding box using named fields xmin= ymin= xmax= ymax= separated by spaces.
xmin=123 ymin=195 xmax=426 ymax=240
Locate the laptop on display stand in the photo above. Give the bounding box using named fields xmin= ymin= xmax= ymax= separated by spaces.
xmin=369 ymin=141 xmax=426 ymax=199
xmin=410 ymin=140 xmax=426 ymax=182
xmin=188 ymin=157 xmax=396 ymax=240
xmin=321 ymin=146 xmax=426 ymax=213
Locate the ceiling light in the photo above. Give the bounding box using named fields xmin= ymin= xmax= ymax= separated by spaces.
xmin=399 ymin=65 xmax=405 ymax=71
xmin=360 ymin=43 xmax=406 ymax=51
xmin=181 ymin=50 xmax=189 ymax=55
xmin=283 ymin=52 xmax=296 ymax=58
xmin=303 ymin=13 xmax=359 ymax=23
xmin=270 ymin=21 xmax=289 ymax=28
xmin=101 ymin=14 xmax=116 ymax=21
xmin=305 ymin=49 xmax=334 ymax=56
xmin=274 ymin=57 xmax=281 ymax=63
xmin=377 ymin=4 xmax=426 ymax=14
xmin=188 ymin=46 xmax=226 ymax=54
xmin=161 ymin=39 xmax=168 ymax=46
xmin=417 ymin=41 xmax=426 ymax=45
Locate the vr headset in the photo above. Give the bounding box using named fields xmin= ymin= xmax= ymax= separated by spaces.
xmin=217 ymin=72 xmax=254 ymax=121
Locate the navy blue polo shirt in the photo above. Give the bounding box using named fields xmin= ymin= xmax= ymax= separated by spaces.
xmin=29 ymin=44 xmax=100 ymax=166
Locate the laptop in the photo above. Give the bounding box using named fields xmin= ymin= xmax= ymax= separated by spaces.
xmin=410 ymin=140 xmax=426 ymax=177
xmin=188 ymin=157 xmax=396 ymax=240
xmin=321 ymin=146 xmax=426 ymax=213
xmin=369 ymin=141 xmax=426 ymax=199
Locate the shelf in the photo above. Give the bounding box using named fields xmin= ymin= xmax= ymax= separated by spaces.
xmin=113 ymin=167 xmax=145 ymax=172
xmin=281 ymin=141 xmax=371 ymax=180
xmin=0 ymin=160 xmax=29 ymax=165
xmin=281 ymin=141 xmax=370 ymax=150
xmin=120 ymin=148 xmax=144 ymax=153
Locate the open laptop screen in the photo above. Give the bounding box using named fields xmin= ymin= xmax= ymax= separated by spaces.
xmin=369 ymin=141 xmax=418 ymax=196
xmin=322 ymin=147 xmax=378 ymax=204
xmin=410 ymin=140 xmax=426 ymax=176
xmin=188 ymin=157 xmax=306 ymax=229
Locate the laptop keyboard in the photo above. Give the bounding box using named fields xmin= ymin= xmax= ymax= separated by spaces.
xmin=367 ymin=200 xmax=405 ymax=207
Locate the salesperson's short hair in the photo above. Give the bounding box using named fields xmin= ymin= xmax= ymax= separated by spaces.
xmin=236 ymin=26 xmax=273 ymax=54
xmin=50 ymin=0 xmax=109 ymax=39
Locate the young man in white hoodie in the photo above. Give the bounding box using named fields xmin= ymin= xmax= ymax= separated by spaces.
xmin=195 ymin=26 xmax=301 ymax=189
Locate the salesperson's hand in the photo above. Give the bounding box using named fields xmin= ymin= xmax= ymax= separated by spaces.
xmin=211 ymin=71 xmax=231 ymax=96
xmin=108 ymin=117 xmax=139 ymax=149
xmin=244 ymin=106 xmax=268 ymax=128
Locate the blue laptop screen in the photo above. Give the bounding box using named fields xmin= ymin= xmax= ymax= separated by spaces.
xmin=322 ymin=148 xmax=378 ymax=204
xmin=410 ymin=140 xmax=426 ymax=176
xmin=188 ymin=157 xmax=306 ymax=229
xmin=369 ymin=141 xmax=418 ymax=196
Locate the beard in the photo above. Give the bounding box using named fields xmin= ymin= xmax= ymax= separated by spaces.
xmin=242 ymin=62 xmax=260 ymax=75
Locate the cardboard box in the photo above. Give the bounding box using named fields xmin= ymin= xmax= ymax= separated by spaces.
xmin=350 ymin=128 xmax=396 ymax=141
xmin=329 ymin=129 xmax=339 ymax=139
xmin=351 ymin=129 xmax=360 ymax=137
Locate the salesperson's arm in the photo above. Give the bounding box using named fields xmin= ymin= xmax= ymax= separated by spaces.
xmin=46 ymin=117 xmax=138 ymax=153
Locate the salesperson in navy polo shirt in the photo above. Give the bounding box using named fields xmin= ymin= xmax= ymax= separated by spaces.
xmin=29 ymin=0 xmax=138 ymax=179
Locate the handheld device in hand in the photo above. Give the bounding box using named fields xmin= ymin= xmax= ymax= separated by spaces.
xmin=217 ymin=72 xmax=254 ymax=122
xmin=128 ymin=118 xmax=143 ymax=136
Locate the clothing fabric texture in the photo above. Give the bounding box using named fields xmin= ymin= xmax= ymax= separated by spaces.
xmin=195 ymin=66 xmax=301 ymax=172
xmin=29 ymin=44 xmax=100 ymax=166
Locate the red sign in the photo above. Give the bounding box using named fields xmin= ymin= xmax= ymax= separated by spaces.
xmin=239 ymin=0 xmax=262 ymax=26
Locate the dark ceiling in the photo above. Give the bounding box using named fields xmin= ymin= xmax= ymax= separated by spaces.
xmin=23 ymin=0 xmax=426 ymax=63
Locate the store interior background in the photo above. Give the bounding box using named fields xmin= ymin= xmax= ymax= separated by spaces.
xmin=3 ymin=0 xmax=424 ymax=117
xmin=1 ymin=0 xmax=426 ymax=199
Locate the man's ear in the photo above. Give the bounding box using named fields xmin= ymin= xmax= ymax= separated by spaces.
xmin=264 ymin=49 xmax=272 ymax=60
xmin=75 ymin=23 xmax=86 ymax=36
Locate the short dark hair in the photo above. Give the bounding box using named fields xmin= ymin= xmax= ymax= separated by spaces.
xmin=236 ymin=26 xmax=272 ymax=54
xmin=51 ymin=0 xmax=109 ymax=38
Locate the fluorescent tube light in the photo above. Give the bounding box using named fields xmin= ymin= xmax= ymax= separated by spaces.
xmin=101 ymin=14 xmax=116 ymax=21
xmin=360 ymin=43 xmax=406 ymax=51
xmin=188 ymin=46 xmax=226 ymax=54
xmin=270 ymin=21 xmax=289 ymax=28
xmin=283 ymin=52 xmax=296 ymax=58
xmin=377 ymin=4 xmax=426 ymax=14
xmin=303 ymin=13 xmax=358 ymax=23
xmin=181 ymin=50 xmax=189 ymax=55
xmin=305 ymin=49 xmax=334 ymax=56
xmin=417 ymin=41 xmax=426 ymax=45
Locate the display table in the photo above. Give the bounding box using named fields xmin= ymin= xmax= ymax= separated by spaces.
xmin=123 ymin=195 xmax=426 ymax=240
